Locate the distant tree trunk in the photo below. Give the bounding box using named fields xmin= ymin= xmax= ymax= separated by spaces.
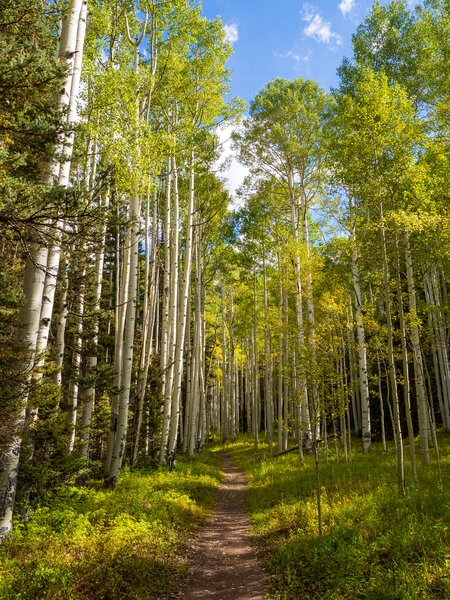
xmin=263 ymin=251 xmax=273 ymax=451
xmin=105 ymin=193 xmax=140 ymax=485
xmin=132 ymin=188 xmax=159 ymax=466
xmin=423 ymin=267 xmax=450 ymax=431
xmin=229 ymin=294 xmax=236 ymax=444
xmin=376 ymin=350 xmax=387 ymax=452
xmin=287 ymin=170 xmax=310 ymax=448
xmin=404 ymin=234 xmax=432 ymax=459
xmin=80 ymin=193 xmax=109 ymax=460
xmin=394 ymin=237 xmax=417 ymax=481
xmin=282 ymin=288 xmax=289 ymax=452
xmin=346 ymin=302 xmax=360 ymax=436
xmin=380 ymin=201 xmax=404 ymax=494
xmin=221 ymin=289 xmax=229 ymax=444
xmin=160 ymin=155 xmax=180 ymax=464
xmin=277 ymin=239 xmax=284 ymax=454
xmin=105 ymin=211 xmax=130 ymax=476
xmin=349 ymin=192 xmax=371 ymax=451
xmin=159 ymin=160 xmax=172 ymax=460
xmin=167 ymin=155 xmax=195 ymax=461
xmin=66 ymin=266 xmax=86 ymax=453
xmin=0 ymin=0 xmax=87 ymax=543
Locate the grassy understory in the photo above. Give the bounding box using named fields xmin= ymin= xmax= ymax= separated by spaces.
xmin=227 ymin=433 xmax=449 ymax=600
xmin=0 ymin=450 xmax=222 ymax=600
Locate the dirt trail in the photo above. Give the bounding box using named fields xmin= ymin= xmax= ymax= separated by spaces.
xmin=179 ymin=453 xmax=269 ymax=600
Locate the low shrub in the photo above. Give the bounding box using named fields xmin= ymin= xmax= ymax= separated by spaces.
xmin=0 ymin=450 xmax=221 ymax=600
xmin=228 ymin=433 xmax=449 ymax=600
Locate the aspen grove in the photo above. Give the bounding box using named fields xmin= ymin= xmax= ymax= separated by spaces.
xmin=0 ymin=0 xmax=448 ymax=570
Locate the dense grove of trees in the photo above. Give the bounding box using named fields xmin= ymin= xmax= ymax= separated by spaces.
xmin=0 ymin=0 xmax=448 ymax=541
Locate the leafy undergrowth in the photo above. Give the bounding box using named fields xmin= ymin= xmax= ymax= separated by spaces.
xmin=227 ymin=433 xmax=449 ymax=600
xmin=0 ymin=450 xmax=221 ymax=600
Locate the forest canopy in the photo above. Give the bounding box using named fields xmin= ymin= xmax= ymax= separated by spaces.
xmin=0 ymin=5 xmax=448 ymax=595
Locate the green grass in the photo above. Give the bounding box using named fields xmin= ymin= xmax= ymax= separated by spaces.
xmin=0 ymin=450 xmax=222 ymax=600
xmin=226 ymin=433 xmax=450 ymax=600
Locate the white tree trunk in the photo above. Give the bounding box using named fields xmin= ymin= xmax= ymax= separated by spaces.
xmin=380 ymin=202 xmax=404 ymax=494
xmin=67 ymin=268 xmax=86 ymax=453
xmin=0 ymin=0 xmax=87 ymax=542
xmin=287 ymin=172 xmax=310 ymax=447
xmin=349 ymin=192 xmax=371 ymax=450
xmin=106 ymin=194 xmax=140 ymax=485
xmin=79 ymin=193 xmax=109 ymax=459
xmin=221 ymin=289 xmax=229 ymax=443
xmin=54 ymin=255 xmax=69 ymax=387
xmin=263 ymin=253 xmax=273 ymax=451
xmin=159 ymin=160 xmax=172 ymax=446
xmin=424 ymin=268 xmax=450 ymax=430
xmin=394 ymin=237 xmax=418 ymax=479
xmin=167 ymin=156 xmax=195 ymax=460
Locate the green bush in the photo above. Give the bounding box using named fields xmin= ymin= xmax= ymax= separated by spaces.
xmin=0 ymin=449 xmax=221 ymax=600
xmin=228 ymin=433 xmax=449 ymax=600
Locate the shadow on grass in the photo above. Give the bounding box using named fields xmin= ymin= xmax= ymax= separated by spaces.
xmin=0 ymin=449 xmax=222 ymax=600
xmin=227 ymin=433 xmax=450 ymax=600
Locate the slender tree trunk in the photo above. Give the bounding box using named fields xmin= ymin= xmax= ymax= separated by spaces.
xmin=404 ymin=234 xmax=431 ymax=460
xmin=132 ymin=189 xmax=159 ymax=466
xmin=80 ymin=193 xmax=109 ymax=460
xmin=394 ymin=237 xmax=418 ymax=481
xmin=376 ymin=350 xmax=387 ymax=452
xmin=160 ymin=156 xmax=180 ymax=464
xmin=380 ymin=202 xmax=404 ymax=494
xmin=105 ymin=211 xmax=130 ymax=476
xmin=346 ymin=303 xmax=360 ymax=436
xmin=229 ymin=294 xmax=236 ymax=444
xmin=167 ymin=155 xmax=195 ymax=461
xmin=277 ymin=241 xmax=284 ymax=453
xmin=54 ymin=255 xmax=69 ymax=387
xmin=349 ymin=192 xmax=371 ymax=450
xmin=287 ymin=172 xmax=310 ymax=447
xmin=221 ymin=290 xmax=229 ymax=444
xmin=67 ymin=267 xmax=86 ymax=453
xmin=0 ymin=0 xmax=87 ymax=542
xmin=263 ymin=251 xmax=273 ymax=451
xmin=106 ymin=194 xmax=140 ymax=485
xmin=424 ymin=269 xmax=450 ymax=431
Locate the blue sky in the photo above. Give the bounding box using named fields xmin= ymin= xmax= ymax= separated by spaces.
xmin=201 ymin=0 xmax=382 ymax=104
xmin=202 ymin=0 xmax=419 ymax=195
xmin=202 ymin=0 xmax=381 ymax=195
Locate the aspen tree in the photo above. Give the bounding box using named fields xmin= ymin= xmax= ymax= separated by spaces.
xmin=166 ymin=155 xmax=195 ymax=462
xmin=229 ymin=294 xmax=236 ymax=444
xmin=0 ymin=0 xmax=88 ymax=542
xmin=132 ymin=189 xmax=159 ymax=465
xmin=263 ymin=250 xmax=274 ymax=451
xmin=67 ymin=266 xmax=86 ymax=453
xmin=394 ymin=237 xmax=418 ymax=479
xmin=159 ymin=155 xmax=179 ymax=464
xmin=349 ymin=191 xmax=371 ymax=450
xmin=380 ymin=203 xmax=405 ymax=494
xmin=80 ymin=194 xmax=109 ymax=459
xmin=105 ymin=9 xmax=147 ymax=485
xmin=221 ymin=290 xmax=229 ymax=443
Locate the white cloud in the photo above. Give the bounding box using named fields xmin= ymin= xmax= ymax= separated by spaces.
xmin=301 ymin=4 xmax=342 ymax=48
xmin=283 ymin=50 xmax=301 ymax=62
xmin=275 ymin=49 xmax=312 ymax=64
xmin=224 ymin=23 xmax=239 ymax=44
xmin=215 ymin=125 xmax=249 ymax=202
xmin=338 ymin=0 xmax=356 ymax=16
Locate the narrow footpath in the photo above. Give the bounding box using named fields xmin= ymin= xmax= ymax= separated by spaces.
xmin=180 ymin=454 xmax=269 ymax=600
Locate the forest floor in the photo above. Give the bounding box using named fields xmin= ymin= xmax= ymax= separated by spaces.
xmin=228 ymin=433 xmax=450 ymax=600
xmin=0 ymin=452 xmax=223 ymax=600
xmin=177 ymin=453 xmax=269 ymax=600
xmin=0 ymin=436 xmax=448 ymax=600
